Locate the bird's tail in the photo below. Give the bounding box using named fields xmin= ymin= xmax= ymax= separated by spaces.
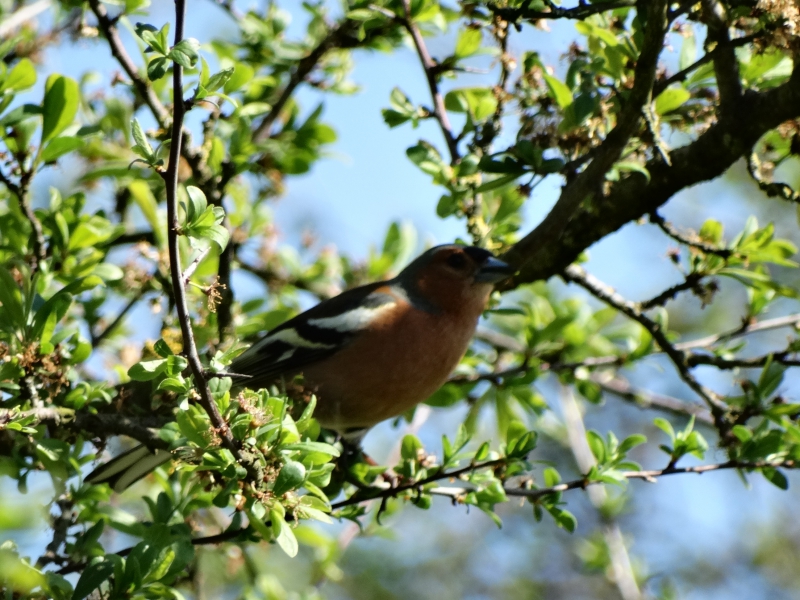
xmin=85 ymin=445 xmax=172 ymax=493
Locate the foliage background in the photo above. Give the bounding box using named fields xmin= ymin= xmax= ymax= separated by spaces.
xmin=3 ymin=0 xmax=800 ymax=598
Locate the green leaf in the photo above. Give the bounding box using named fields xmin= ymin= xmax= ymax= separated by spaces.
xmin=224 ymin=63 xmax=254 ymax=93
xmin=170 ymin=38 xmax=200 ymax=68
xmin=72 ymin=559 xmax=116 ymax=600
xmin=444 ymin=88 xmax=497 ymax=121
xmin=272 ymin=460 xmax=306 ymax=496
xmin=655 ymin=86 xmax=690 ymax=115
xmin=542 ymin=73 xmax=572 ymax=109
xmin=401 ymin=434 xmax=424 ymax=461
xmin=135 ymin=23 xmax=166 ymax=54
xmin=614 ymin=161 xmax=650 ymax=182
xmin=41 ymin=136 xmax=84 ymax=163
xmin=185 ymin=186 xmax=208 ymax=223
xmin=41 ymin=74 xmax=79 ymax=143
xmin=618 ymin=434 xmax=647 ymax=454
xmin=131 ymin=118 xmax=154 ymax=161
xmin=1 ymin=58 xmax=36 ymax=92
xmin=205 ymin=67 xmax=234 ymax=93
xmin=455 ymin=28 xmax=482 ymax=58
xmin=147 ymin=56 xmax=169 ymax=81
xmin=679 ymin=30 xmax=696 ymax=70
xmin=0 ymin=265 xmax=26 ymax=330
xmin=127 ymin=180 xmax=164 ymax=246
xmin=762 ymin=467 xmax=788 ymax=490
xmin=406 ymin=142 xmax=445 ymax=176
xmin=128 ymin=359 xmax=167 ymax=381
xmin=586 ymin=430 xmax=606 ymax=463
xmin=273 ymin=516 xmax=299 ymax=557
xmin=548 ymin=506 xmax=577 ymax=533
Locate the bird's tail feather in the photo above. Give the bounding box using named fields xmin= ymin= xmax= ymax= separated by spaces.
xmin=86 ymin=445 xmax=172 ymax=493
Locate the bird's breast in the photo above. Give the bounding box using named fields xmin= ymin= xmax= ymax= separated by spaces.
xmin=301 ymin=303 xmax=478 ymax=431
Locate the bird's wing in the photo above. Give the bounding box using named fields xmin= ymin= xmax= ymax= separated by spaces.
xmin=229 ymin=281 xmax=399 ymax=390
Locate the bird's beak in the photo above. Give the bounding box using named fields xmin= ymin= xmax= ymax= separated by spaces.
xmin=474 ymin=256 xmax=515 ymax=283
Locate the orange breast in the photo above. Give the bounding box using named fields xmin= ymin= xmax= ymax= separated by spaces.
xmin=302 ymin=301 xmax=481 ymax=431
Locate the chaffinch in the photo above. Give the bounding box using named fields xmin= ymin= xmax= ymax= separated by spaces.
xmin=87 ymin=244 xmax=515 ymax=491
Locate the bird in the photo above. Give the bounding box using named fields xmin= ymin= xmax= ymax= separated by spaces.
xmin=86 ymin=244 xmax=515 ymax=491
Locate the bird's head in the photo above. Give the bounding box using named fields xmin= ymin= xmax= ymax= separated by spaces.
xmin=396 ymin=244 xmax=515 ymax=313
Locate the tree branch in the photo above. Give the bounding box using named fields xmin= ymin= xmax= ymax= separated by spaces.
xmin=504 ymin=59 xmax=800 ymax=290
xmin=562 ymin=264 xmax=727 ymax=414
xmin=0 ymin=167 xmax=45 ymax=273
xmin=675 ymin=313 xmax=800 ymax=351
xmin=503 ymin=0 xmax=668 ymax=276
xmin=0 ymin=407 xmax=170 ymax=448
xmin=700 ymin=0 xmax=742 ymax=115
xmin=161 ymin=0 xmax=255 ymax=478
xmin=490 ymin=0 xmax=637 ymax=25
xmin=91 ymin=290 xmax=148 ymax=347
xmin=649 ymin=211 xmax=733 ymax=257
xmin=87 ymin=0 xmax=170 ymax=129
xmin=400 ymin=0 xmax=459 ymax=162
xmin=590 ymin=372 xmax=714 ymax=425
xmin=252 ymin=17 xmax=398 ymax=143
xmin=653 ymin=33 xmax=757 ymax=97
xmin=638 ymin=272 xmax=706 ymax=310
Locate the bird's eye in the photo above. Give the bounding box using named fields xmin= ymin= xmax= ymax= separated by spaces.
xmin=446 ymin=253 xmax=467 ymax=269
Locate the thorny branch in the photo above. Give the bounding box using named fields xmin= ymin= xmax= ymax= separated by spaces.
xmin=161 ymin=0 xmax=256 ymax=478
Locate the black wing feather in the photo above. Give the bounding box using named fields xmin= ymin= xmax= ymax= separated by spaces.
xmin=229 ymin=281 xmax=395 ymax=390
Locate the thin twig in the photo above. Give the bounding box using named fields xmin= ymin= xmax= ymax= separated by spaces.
xmin=0 ymin=0 xmax=52 ymax=37
xmin=91 ymin=290 xmax=148 ymax=347
xmin=87 ymin=0 xmax=170 ymax=128
xmin=183 ymin=247 xmax=211 ymax=284
xmin=653 ymin=34 xmax=758 ymax=96
xmin=56 ymin=450 xmax=798 ymax=570
xmin=560 ymin=387 xmax=642 ymax=600
xmin=590 ymin=372 xmax=714 ymax=424
xmin=562 ymin=264 xmax=727 ymax=414
xmin=676 ymin=313 xmax=800 ymax=351
xmin=649 ymin=212 xmax=733 ymax=257
xmin=687 ymin=352 xmax=800 ymax=369
xmin=161 ymin=0 xmax=254 ymax=477
xmin=252 ymin=26 xmax=342 ymax=142
xmin=0 ymin=407 xmax=170 ymax=447
xmin=0 ymin=168 xmax=45 ymax=273
xmin=400 ymin=0 xmax=459 ymax=162
xmin=152 ymin=458 xmax=800 ymax=550
xmin=638 ymin=272 xmax=705 ymax=310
